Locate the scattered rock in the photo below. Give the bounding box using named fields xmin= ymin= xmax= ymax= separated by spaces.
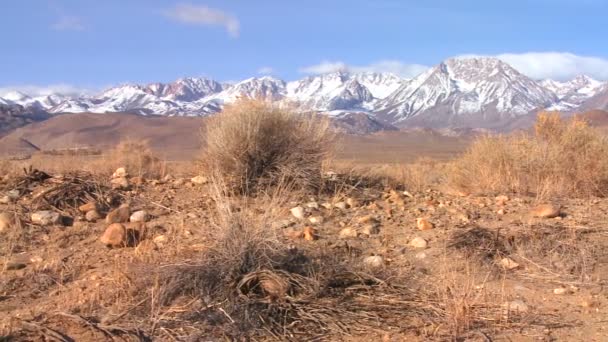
xmin=495 ymin=195 xmax=509 ymax=206
xmin=497 ymin=208 xmax=506 ymax=215
xmin=416 ymin=218 xmax=434 ymax=231
xmin=321 ymin=202 xmax=333 ymax=210
xmin=106 ymin=204 xmax=130 ymax=224
xmin=308 ymin=216 xmax=324 ymax=225
xmin=100 ymin=223 xmax=127 ymax=248
xmin=339 ymin=227 xmax=358 ymax=239
xmin=334 ymin=202 xmax=347 ymax=210
xmin=531 ymin=204 xmax=561 ymax=218
xmin=191 ymin=175 xmax=208 ymax=185
xmin=78 ymin=201 xmax=97 ymax=213
xmin=85 ymin=210 xmax=102 ymax=222
xmin=0 ymin=212 xmax=13 ymax=232
xmin=130 ymin=210 xmax=148 ymax=223
xmin=363 ymin=255 xmax=384 ymax=268
xmin=503 ymin=300 xmax=529 ymax=313
xmin=346 ymin=197 xmax=360 ymax=208
xmin=0 ymin=196 xmax=10 ymax=204
xmin=553 ymin=287 xmax=568 ymax=295
xmin=31 ymin=210 xmax=61 ymax=226
xmin=500 ymin=257 xmax=520 ymax=270
xmin=173 ymin=178 xmax=185 ymax=186
xmin=112 ymin=167 xmax=128 ymax=178
xmin=409 ymin=237 xmax=428 ymax=248
xmin=303 ymin=226 xmax=318 ymax=241
xmin=290 ymin=206 xmax=305 ymax=220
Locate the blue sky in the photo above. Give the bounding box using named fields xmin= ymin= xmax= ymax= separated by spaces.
xmin=1 ymin=0 xmax=608 ymax=95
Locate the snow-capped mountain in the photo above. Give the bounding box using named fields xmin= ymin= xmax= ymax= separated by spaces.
xmin=2 ymin=57 xmax=608 ymax=131
xmin=542 ymin=75 xmax=605 ymax=110
xmin=376 ymin=57 xmax=557 ymax=128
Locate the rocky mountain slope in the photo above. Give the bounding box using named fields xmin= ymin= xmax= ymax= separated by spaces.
xmin=1 ymin=57 xmax=607 ymax=131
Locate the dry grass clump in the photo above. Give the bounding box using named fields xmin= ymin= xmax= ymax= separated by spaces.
xmin=201 ymin=100 xmax=333 ymax=195
xmin=449 ymin=112 xmax=608 ymax=198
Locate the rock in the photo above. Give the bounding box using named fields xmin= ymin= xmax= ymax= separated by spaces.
xmin=339 ymin=227 xmax=358 ymax=239
xmin=31 ymin=211 xmax=61 ymax=226
xmin=531 ymin=204 xmax=561 ymax=218
xmin=302 ymin=226 xmax=318 ymax=241
xmin=495 ymin=195 xmax=509 ymax=205
xmin=7 ymin=189 xmax=20 ymax=200
xmin=0 ymin=212 xmax=13 ymax=232
xmin=153 ymin=235 xmax=168 ymax=246
xmin=106 ymin=204 xmax=130 ymax=224
xmin=334 ymin=202 xmax=347 ymax=210
xmin=363 ymin=255 xmax=384 ymax=268
xmin=416 ymin=218 xmax=434 ymax=231
xmin=162 ymin=174 xmax=174 ymax=182
xmin=346 ymin=197 xmax=360 ymax=208
xmin=500 ymin=257 xmax=520 ymax=270
xmin=191 ymin=175 xmax=208 ymax=185
xmin=360 ymin=224 xmax=380 ymax=236
xmin=111 ymin=176 xmax=130 ymax=189
xmin=308 ymin=216 xmax=324 ymax=225
xmin=503 ymin=300 xmax=529 ymax=313
xmin=130 ymin=210 xmax=148 ymax=223
xmin=0 ymin=196 xmax=10 ymax=204
xmin=415 ymin=252 xmax=427 ymax=259
xmin=78 ymin=201 xmax=97 ymax=213
xmin=497 ymin=208 xmax=506 ymax=215
xmin=85 ymin=210 xmax=102 ymax=222
xmin=409 ymin=237 xmax=428 ymax=248
xmin=173 ymin=178 xmax=185 ymax=186
xmin=112 ymin=167 xmax=128 ymax=178
xmin=290 ymin=206 xmax=305 ymax=220
xmin=100 ymin=223 xmax=127 ymax=248
xmin=403 ymin=191 xmax=414 ymax=198
xmin=305 ymin=201 xmax=319 ymax=209
xmin=553 ymin=287 xmax=568 ymax=295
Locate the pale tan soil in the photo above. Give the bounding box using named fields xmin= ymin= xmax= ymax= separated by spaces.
xmin=1 ymin=172 xmax=607 ymax=341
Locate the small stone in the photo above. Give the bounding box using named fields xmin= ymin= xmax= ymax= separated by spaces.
xmin=500 ymin=257 xmax=520 ymax=270
xmin=31 ymin=210 xmax=61 ymax=226
xmin=0 ymin=196 xmax=10 ymax=204
xmin=305 ymin=201 xmax=319 ymax=209
xmin=130 ymin=210 xmax=148 ymax=223
xmin=85 ymin=210 xmax=102 ymax=222
xmin=100 ymin=223 xmax=127 ymax=248
xmin=290 ymin=206 xmax=305 ymax=220
xmin=110 ymin=177 xmax=130 ymax=189
xmin=497 ymin=208 xmax=506 ymax=215
xmin=191 ymin=175 xmax=208 ymax=185
xmin=495 ymin=195 xmax=509 ymax=205
xmin=0 ymin=212 xmax=13 ymax=232
xmin=321 ymin=202 xmax=333 ymax=209
xmin=173 ymin=178 xmax=185 ymax=186
xmin=409 ymin=237 xmax=428 ymax=248
xmin=308 ymin=216 xmax=324 ymax=224
xmin=339 ymin=227 xmax=358 ymax=239
xmin=78 ymin=201 xmax=97 ymax=213
xmin=531 ymin=204 xmax=561 ymax=218
xmin=415 ymin=252 xmax=427 ymax=259
xmin=153 ymin=235 xmax=168 ymax=246
xmin=112 ymin=167 xmax=128 ymax=178
xmin=503 ymin=300 xmax=529 ymax=313
xmin=106 ymin=204 xmax=130 ymax=224
xmin=334 ymin=202 xmax=347 ymax=210
xmin=363 ymin=255 xmax=384 ymax=268
xmin=303 ymin=226 xmax=317 ymax=241
xmin=416 ymin=218 xmax=434 ymax=231
xmin=403 ymin=191 xmax=414 ymax=198
xmin=7 ymin=189 xmax=20 ymax=200
xmin=162 ymin=174 xmax=174 ymax=182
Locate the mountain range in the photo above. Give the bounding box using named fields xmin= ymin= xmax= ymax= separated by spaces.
xmin=1 ymin=57 xmax=607 ymax=131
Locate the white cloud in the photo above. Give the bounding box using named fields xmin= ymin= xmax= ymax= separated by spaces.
xmin=0 ymin=84 xmax=93 ymax=97
xmin=257 ymin=66 xmax=274 ymax=75
xmin=495 ymin=52 xmax=608 ymax=81
xmin=51 ymin=16 xmax=85 ymax=31
xmin=165 ymin=3 xmax=240 ymax=38
xmin=299 ymin=60 xmax=429 ymax=78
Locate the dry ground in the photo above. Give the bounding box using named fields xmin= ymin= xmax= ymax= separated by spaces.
xmin=0 ymin=163 xmax=607 ymax=341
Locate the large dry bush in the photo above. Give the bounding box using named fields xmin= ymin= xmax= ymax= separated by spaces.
xmin=449 ymin=112 xmax=608 ymax=198
xmin=201 ymin=100 xmax=333 ymax=194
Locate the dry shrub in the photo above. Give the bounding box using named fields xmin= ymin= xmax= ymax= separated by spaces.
xmin=95 ymin=140 xmax=166 ymax=179
xmin=449 ymin=112 xmax=608 ymax=198
xmin=201 ymin=100 xmax=333 ymax=195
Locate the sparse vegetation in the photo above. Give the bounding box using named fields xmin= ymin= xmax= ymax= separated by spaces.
xmin=201 ymin=100 xmax=333 ymax=195
xmin=449 ymin=112 xmax=608 ymax=198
